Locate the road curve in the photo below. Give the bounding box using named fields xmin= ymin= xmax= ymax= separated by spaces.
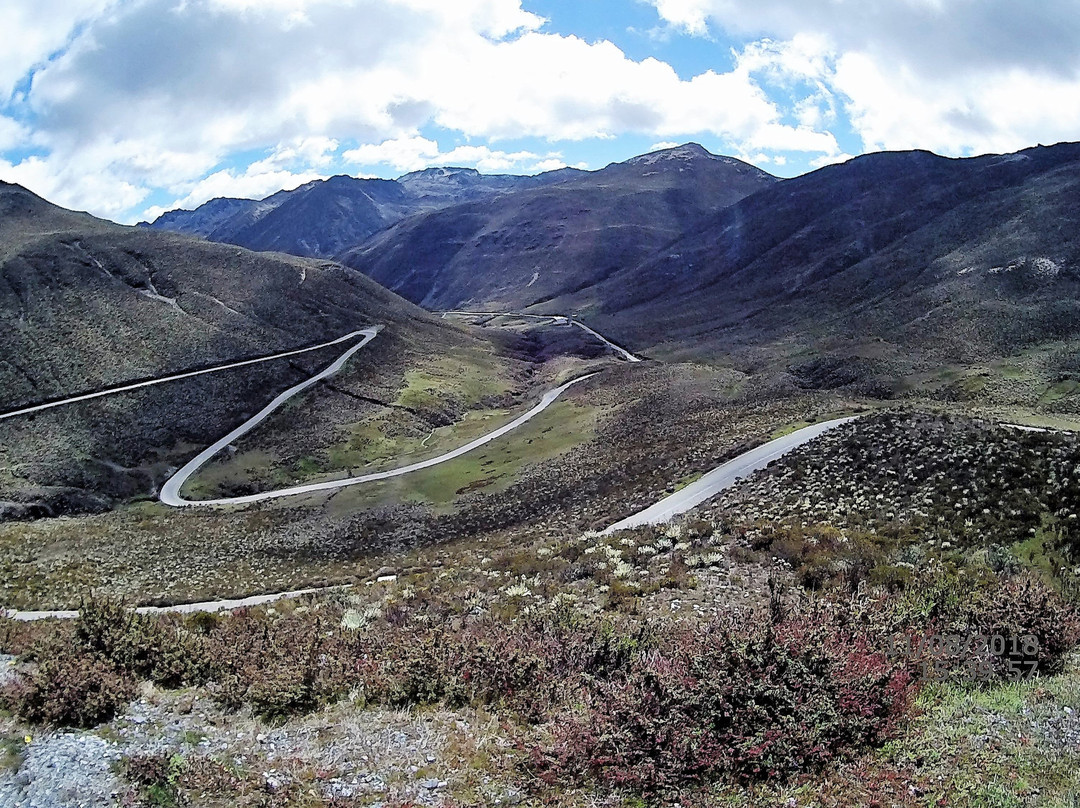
xmin=8 ymin=413 xmax=859 ymax=620
xmin=602 ymin=416 xmax=860 ymax=533
xmin=161 ymin=361 xmax=598 ymax=506
xmin=0 ymin=329 xmax=380 ymax=422
xmin=439 ymin=310 xmax=642 ymax=363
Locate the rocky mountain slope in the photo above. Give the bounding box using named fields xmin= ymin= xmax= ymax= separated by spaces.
xmin=566 ymin=143 xmax=1080 ymax=384
xmin=144 ymin=167 xmax=579 ymax=258
xmin=340 ymin=143 xmax=776 ymax=310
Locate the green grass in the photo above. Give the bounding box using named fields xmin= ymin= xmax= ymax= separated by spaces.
xmin=395 ymin=353 xmax=514 ymax=410
xmin=1040 ymin=379 xmax=1080 ymax=406
xmin=327 ymin=398 xmax=599 ymax=513
xmin=877 ymin=662 xmax=1080 ymax=807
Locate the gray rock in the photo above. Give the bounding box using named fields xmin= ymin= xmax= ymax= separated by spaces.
xmin=0 ymin=732 xmax=122 ymax=808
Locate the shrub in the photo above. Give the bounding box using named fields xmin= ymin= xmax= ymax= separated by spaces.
xmin=6 ymin=650 xmax=136 ymax=727
xmin=74 ymin=596 xmax=209 ymax=687
xmin=967 ymin=574 xmax=1080 ymax=676
xmin=532 ymin=608 xmax=914 ymax=793
xmin=123 ymin=752 xmax=241 ymax=807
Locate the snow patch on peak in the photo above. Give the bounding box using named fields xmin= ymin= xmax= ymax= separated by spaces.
xmin=398 ymin=166 xmax=481 ymax=183
xmin=625 ymin=143 xmax=719 ymax=167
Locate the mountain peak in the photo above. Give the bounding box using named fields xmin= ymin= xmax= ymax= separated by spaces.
xmin=624 ymin=142 xmax=717 ymax=166
xmin=398 ymin=166 xmax=482 ymax=182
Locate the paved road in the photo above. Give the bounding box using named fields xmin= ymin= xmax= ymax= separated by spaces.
xmin=602 ymin=416 xmax=860 ymax=533
xmin=159 ymin=327 xmax=380 ymax=506
xmin=439 ymin=310 xmax=641 ymax=362
xmin=0 ymin=329 xmax=378 ymax=422
xmin=7 ymin=412 xmax=860 ymax=620
xmin=3 ymin=585 xmax=347 ymax=621
xmin=161 ymin=370 xmax=596 ymax=506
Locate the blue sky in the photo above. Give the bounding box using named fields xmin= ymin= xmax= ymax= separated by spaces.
xmin=1 ymin=0 xmax=1078 ymax=224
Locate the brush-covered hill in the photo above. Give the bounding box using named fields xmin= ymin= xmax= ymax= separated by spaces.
xmin=339 ymin=144 xmax=776 ymax=310
xmin=533 ymin=143 xmax=1080 ymax=401
xmin=0 ymin=182 xmax=505 ymax=517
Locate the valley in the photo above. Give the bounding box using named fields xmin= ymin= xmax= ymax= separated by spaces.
xmin=2 ymin=141 xmax=1080 ymax=808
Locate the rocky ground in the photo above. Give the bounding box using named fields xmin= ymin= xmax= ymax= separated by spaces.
xmin=0 ymin=686 xmax=523 ymax=808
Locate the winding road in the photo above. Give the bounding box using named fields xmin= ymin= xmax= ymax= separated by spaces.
xmin=3 ymin=415 xmax=860 ymax=621
xmin=2 ymin=312 xmax=858 ymax=618
xmin=0 ymin=329 xmax=380 ymax=422
xmin=1 ymin=313 xmax=625 ymax=508
xmin=160 ymin=371 xmax=596 ymax=506
xmin=439 ymin=310 xmax=642 ymax=363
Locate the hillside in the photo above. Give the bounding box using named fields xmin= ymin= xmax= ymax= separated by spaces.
xmin=144 ymin=167 xmax=578 ymax=258
xmin=340 ymin=143 xmax=776 ymax=309
xmin=529 ymin=143 xmax=1080 ymax=404
xmin=0 ymin=182 xmax=507 ymax=516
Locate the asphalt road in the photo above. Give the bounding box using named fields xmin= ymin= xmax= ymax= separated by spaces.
xmin=0 ymin=329 xmax=378 ymax=422
xmin=439 ymin=310 xmax=641 ymax=362
xmin=6 ymin=412 xmax=861 ymax=620
xmin=160 ymin=369 xmax=596 ymax=507
xmin=159 ymin=326 xmax=382 ymax=506
xmin=602 ymin=416 xmax=860 ymax=533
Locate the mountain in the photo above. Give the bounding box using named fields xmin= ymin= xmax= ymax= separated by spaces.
xmin=0 ymin=181 xmax=483 ymax=516
xmin=565 ymin=143 xmax=1080 ymax=396
xmin=339 ymin=143 xmax=777 ymax=309
xmin=143 ymin=167 xmax=578 ymax=258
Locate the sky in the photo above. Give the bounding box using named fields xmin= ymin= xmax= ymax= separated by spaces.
xmin=1 ymin=0 xmax=1079 ymax=225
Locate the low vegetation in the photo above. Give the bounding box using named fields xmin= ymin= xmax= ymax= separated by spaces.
xmin=3 ymin=411 xmax=1080 ymax=804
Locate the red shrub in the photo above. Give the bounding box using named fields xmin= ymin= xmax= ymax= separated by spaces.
xmin=532 ymin=611 xmax=914 ymax=793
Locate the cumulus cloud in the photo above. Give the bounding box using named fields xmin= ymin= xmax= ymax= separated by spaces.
xmin=0 ymin=0 xmax=113 ymax=101
xmin=141 ymin=167 xmax=327 ymax=223
xmin=648 ymin=0 xmax=1080 ymax=155
xmin=0 ymin=0 xmax=850 ymax=220
xmin=342 ymin=136 xmax=565 ymax=174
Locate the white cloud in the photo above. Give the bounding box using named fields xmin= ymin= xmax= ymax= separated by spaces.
xmin=647 ymin=0 xmax=1080 ymax=156
xmin=343 ymin=136 xmax=441 ymax=172
xmin=649 ymin=0 xmax=710 ymax=36
xmin=247 ymin=137 xmax=339 ymax=174
xmin=1 ymin=153 xmax=147 ymax=219
xmin=1 ymin=0 xmax=844 ymax=221
xmin=833 ymin=52 xmax=1080 ymax=155
xmin=810 ymin=151 xmax=854 ymax=169
xmin=0 ymin=116 xmax=28 ymax=151
xmin=342 ymin=136 xmax=562 ymax=174
xmin=142 ymin=166 xmax=326 ymax=222
xmin=530 ymin=157 xmax=574 ymax=173
xmin=0 ymin=0 xmax=113 ymax=100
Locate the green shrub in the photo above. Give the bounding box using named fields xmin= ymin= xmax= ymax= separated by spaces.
xmin=75 ymin=596 xmax=209 ymax=687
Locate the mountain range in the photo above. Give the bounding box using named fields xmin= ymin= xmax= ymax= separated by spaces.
xmin=0 ymin=181 xmax=494 ymax=516
xmin=6 ymin=139 xmax=1080 ymax=516
xmin=143 ymin=165 xmax=581 ymax=258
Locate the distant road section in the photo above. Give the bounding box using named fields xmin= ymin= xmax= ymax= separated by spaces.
xmin=159 ymin=327 xmax=381 ymax=506
xmin=603 ymin=416 xmax=860 ymax=533
xmin=439 ymin=310 xmax=642 ymax=363
xmin=0 ymin=329 xmax=378 ymax=422
xmin=4 ymin=585 xmax=343 ymax=621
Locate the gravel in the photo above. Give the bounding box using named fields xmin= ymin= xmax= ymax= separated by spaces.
xmin=0 ymin=732 xmax=122 ymax=808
